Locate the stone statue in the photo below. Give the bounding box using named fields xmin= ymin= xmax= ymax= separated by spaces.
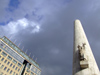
xmin=78 ymin=43 xmax=86 ymax=61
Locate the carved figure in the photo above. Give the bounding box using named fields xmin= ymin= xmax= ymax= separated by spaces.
xmin=78 ymin=43 xmax=86 ymax=61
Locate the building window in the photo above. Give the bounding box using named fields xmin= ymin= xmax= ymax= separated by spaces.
xmin=7 ymin=56 xmax=12 ymax=60
xmin=4 ymin=60 xmax=7 ymax=63
xmin=18 ymin=68 xmax=20 ymax=72
xmin=15 ymin=67 xmax=17 ymax=70
xmin=3 ymin=45 xmax=5 ymax=48
xmin=26 ymin=69 xmax=30 ymax=72
xmin=7 ymin=62 xmax=10 ymax=65
xmin=1 ymin=43 xmax=3 ymax=46
xmin=4 ymin=67 xmax=7 ymax=70
xmin=1 ymin=58 xmax=4 ymax=61
xmin=7 ymin=68 xmax=10 ymax=72
xmin=10 ymin=70 xmax=12 ymax=74
xmin=0 ymin=56 xmax=1 ymax=58
xmin=13 ymin=65 xmax=15 ymax=68
xmin=2 ymin=52 xmax=7 ymax=57
xmin=16 ymin=73 xmax=18 ymax=75
xmin=18 ymin=63 xmax=21 ymax=67
xmin=0 ymin=65 xmax=4 ymax=69
xmin=13 ymin=59 xmax=17 ymax=64
xmin=10 ymin=63 xmax=13 ymax=67
xmin=5 ymin=47 xmax=7 ymax=50
xmin=31 ymin=72 xmax=34 ymax=75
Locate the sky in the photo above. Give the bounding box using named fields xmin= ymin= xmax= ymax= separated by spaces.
xmin=0 ymin=0 xmax=100 ymax=75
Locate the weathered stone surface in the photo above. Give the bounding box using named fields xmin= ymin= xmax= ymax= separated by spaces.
xmin=73 ymin=20 xmax=100 ymax=75
xmin=80 ymin=60 xmax=88 ymax=69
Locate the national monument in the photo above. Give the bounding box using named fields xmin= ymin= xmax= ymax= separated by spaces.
xmin=73 ymin=20 xmax=100 ymax=75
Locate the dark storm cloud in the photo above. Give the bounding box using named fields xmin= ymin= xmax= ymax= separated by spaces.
xmin=1 ymin=0 xmax=100 ymax=75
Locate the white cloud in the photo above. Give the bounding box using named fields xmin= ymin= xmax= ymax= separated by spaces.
xmin=0 ymin=18 xmax=41 ymax=34
xmin=17 ymin=18 xmax=29 ymax=28
xmin=31 ymin=25 xmax=40 ymax=33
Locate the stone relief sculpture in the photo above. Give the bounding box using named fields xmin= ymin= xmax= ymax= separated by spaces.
xmin=77 ymin=43 xmax=88 ymax=69
xmin=78 ymin=43 xmax=86 ymax=61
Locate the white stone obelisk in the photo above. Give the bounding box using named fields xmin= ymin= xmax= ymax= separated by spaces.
xmin=73 ymin=19 xmax=100 ymax=75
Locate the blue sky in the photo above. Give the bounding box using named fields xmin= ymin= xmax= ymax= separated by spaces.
xmin=0 ymin=0 xmax=100 ymax=75
xmin=8 ymin=0 xmax=20 ymax=10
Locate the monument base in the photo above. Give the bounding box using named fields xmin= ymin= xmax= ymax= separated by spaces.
xmin=80 ymin=60 xmax=88 ymax=69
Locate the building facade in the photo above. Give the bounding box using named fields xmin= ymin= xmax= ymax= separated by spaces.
xmin=0 ymin=36 xmax=41 ymax=75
